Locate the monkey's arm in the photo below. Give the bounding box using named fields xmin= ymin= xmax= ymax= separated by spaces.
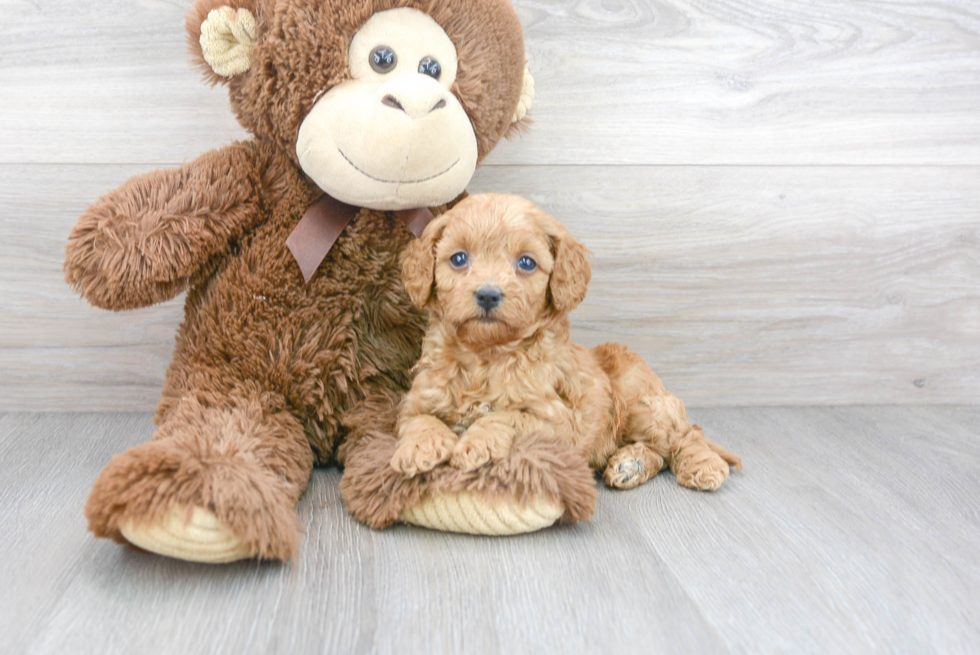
xmin=64 ymin=141 xmax=266 ymax=310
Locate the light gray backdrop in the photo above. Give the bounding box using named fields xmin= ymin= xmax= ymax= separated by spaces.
xmin=2 ymin=0 xmax=978 ymax=409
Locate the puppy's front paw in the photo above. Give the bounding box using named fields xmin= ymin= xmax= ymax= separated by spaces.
xmin=450 ymin=424 xmax=512 ymax=472
xmin=391 ymin=430 xmax=456 ymax=478
xmin=450 ymin=439 xmax=491 ymax=472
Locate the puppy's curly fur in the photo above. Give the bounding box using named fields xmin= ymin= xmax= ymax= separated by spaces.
xmin=393 ymin=193 xmax=742 ymax=491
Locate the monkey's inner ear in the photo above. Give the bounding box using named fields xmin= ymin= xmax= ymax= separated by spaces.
xmin=511 ymin=65 xmax=535 ymax=123
xmin=200 ymin=7 xmax=256 ymax=77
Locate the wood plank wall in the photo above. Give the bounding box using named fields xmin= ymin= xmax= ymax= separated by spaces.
xmin=1 ymin=0 xmax=978 ymax=410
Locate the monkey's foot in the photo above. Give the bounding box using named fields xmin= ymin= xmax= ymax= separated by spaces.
xmin=342 ymin=429 xmax=597 ymax=534
xmin=120 ymin=505 xmax=251 ymax=563
xmin=399 ymin=492 xmax=564 ymax=535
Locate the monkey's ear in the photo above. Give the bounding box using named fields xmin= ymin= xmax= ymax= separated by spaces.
xmin=187 ymin=1 xmax=258 ymax=83
xmin=511 ymin=66 xmax=535 ymax=123
xmin=401 ymin=214 xmax=452 ymax=309
xmin=536 ymin=211 xmax=591 ymax=314
xmin=505 ymin=65 xmax=535 ymax=138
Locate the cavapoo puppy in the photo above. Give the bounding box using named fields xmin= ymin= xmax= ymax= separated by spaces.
xmin=391 ymin=193 xmax=741 ymax=492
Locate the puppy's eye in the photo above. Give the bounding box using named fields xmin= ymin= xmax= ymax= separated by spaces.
xmin=418 ymin=56 xmax=441 ymax=80
xmin=517 ymin=255 xmax=537 ymax=272
xmin=449 ymin=251 xmax=469 ymax=269
xmin=370 ymin=46 xmax=397 ymax=73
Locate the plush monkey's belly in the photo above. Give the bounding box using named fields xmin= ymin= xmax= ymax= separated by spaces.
xmin=159 ymin=200 xmax=426 ymax=462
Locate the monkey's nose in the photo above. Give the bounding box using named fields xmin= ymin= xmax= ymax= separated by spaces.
xmin=475 ymin=286 xmax=503 ymax=311
xmin=381 ymin=94 xmax=405 ymax=112
xmin=381 ymin=93 xmax=446 ymax=120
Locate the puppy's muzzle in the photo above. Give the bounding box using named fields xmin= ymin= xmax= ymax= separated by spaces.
xmin=475 ymin=286 xmax=503 ymax=312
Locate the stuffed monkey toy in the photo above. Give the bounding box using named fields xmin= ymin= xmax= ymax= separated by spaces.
xmin=67 ymin=0 xmax=594 ymax=562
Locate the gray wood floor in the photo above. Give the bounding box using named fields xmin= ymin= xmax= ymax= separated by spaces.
xmin=2 ymin=406 xmax=978 ymax=655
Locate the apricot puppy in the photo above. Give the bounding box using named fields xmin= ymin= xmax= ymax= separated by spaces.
xmin=392 ymin=193 xmax=741 ymax=492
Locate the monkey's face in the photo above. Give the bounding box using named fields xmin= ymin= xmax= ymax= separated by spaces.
xmin=189 ymin=0 xmax=530 ymax=212
xmin=296 ymin=8 xmax=478 ymax=210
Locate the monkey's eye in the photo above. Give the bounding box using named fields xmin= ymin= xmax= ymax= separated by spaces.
xmin=517 ymin=256 xmax=537 ymax=272
xmin=370 ymin=46 xmax=397 ymax=73
xmin=449 ymin=251 xmax=469 ymax=269
xmin=418 ymin=56 xmax=442 ymax=80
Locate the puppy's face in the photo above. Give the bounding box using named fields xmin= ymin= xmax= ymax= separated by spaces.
xmin=402 ymin=194 xmax=591 ymax=349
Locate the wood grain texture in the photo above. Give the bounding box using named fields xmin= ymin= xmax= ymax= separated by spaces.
xmin=1 ymin=407 xmax=978 ymax=654
xmin=2 ymin=164 xmax=977 ymax=409
xmin=0 ymin=0 xmax=978 ymax=165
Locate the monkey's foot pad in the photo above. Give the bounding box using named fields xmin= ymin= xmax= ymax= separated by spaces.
xmin=399 ymin=492 xmax=565 ymax=535
xmin=341 ymin=428 xmax=598 ymax=534
xmin=120 ymin=504 xmax=251 ymax=563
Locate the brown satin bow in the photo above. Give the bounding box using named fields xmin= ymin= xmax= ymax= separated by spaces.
xmin=285 ymin=193 xmax=435 ymax=283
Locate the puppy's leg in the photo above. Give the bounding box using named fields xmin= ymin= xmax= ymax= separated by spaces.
xmin=635 ymin=393 xmax=742 ymax=491
xmin=603 ymin=442 xmax=667 ymax=490
xmin=669 ymin=421 xmax=742 ymax=491
xmin=594 ymin=344 xmax=742 ymax=492
xmin=451 ymin=411 xmax=536 ymax=472
xmin=391 ymin=415 xmax=458 ymax=477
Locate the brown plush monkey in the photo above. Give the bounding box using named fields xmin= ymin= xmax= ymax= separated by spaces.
xmin=66 ymin=0 xmax=587 ymax=562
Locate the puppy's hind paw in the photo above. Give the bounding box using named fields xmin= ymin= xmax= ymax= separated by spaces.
xmin=673 ymin=451 xmax=730 ymax=491
xmin=604 ymin=457 xmax=645 ymax=489
xmin=603 ymin=443 xmax=664 ymax=490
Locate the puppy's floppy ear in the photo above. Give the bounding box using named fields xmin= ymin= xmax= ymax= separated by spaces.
xmin=536 ymin=211 xmax=591 ymax=314
xmin=401 ymin=214 xmax=452 ymax=309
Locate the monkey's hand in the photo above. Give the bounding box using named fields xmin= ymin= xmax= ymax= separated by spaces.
xmin=64 ymin=141 xmax=265 ymax=310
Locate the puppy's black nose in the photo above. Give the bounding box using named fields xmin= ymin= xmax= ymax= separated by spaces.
xmin=475 ymin=286 xmax=503 ymax=311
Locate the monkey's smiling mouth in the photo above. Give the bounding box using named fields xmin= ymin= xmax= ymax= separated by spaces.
xmin=338 ymin=149 xmax=459 ymax=185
